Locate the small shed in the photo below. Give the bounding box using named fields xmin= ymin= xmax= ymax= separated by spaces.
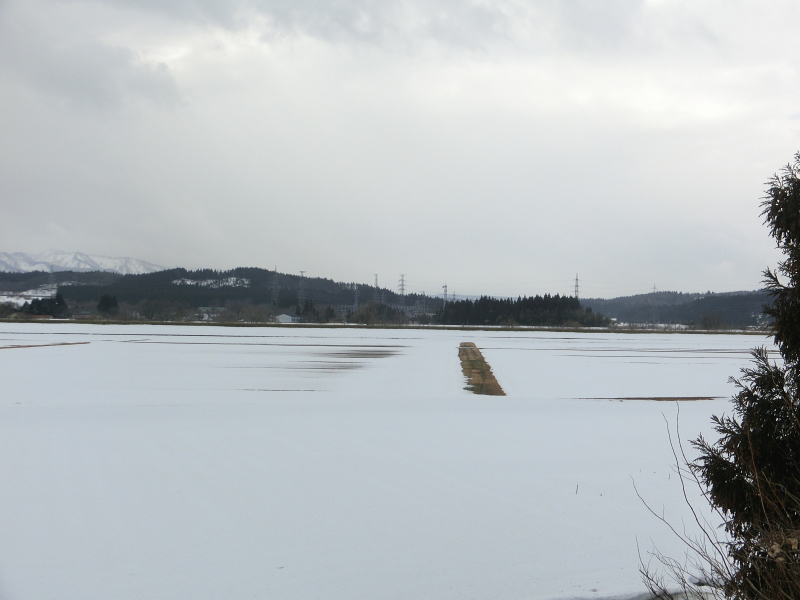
xmin=275 ymin=313 xmax=301 ymax=324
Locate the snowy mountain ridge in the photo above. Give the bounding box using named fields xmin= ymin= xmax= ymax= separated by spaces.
xmin=0 ymin=250 xmax=164 ymax=275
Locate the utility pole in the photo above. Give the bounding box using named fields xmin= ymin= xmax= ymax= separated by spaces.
xmin=574 ymin=274 xmax=579 ymax=299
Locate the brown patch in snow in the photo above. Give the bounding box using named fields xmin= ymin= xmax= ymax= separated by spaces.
xmin=459 ymin=342 xmax=505 ymax=396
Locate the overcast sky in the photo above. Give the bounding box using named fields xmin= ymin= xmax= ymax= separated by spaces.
xmin=1 ymin=0 xmax=799 ymax=298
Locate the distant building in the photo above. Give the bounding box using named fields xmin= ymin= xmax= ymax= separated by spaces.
xmin=196 ymin=307 xmax=223 ymax=322
xmin=275 ymin=313 xmax=301 ymax=324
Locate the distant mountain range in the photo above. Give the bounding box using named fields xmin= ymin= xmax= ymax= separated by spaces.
xmin=0 ymin=251 xmax=164 ymax=275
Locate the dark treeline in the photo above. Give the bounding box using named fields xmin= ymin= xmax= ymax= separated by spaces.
xmin=437 ymin=294 xmax=609 ymax=327
xmin=0 ymin=270 xmax=118 ymax=293
xmin=0 ymin=268 xmax=769 ymax=328
xmin=582 ymin=290 xmax=770 ymax=328
xmin=0 ymin=268 xmax=440 ymax=322
xmin=348 ymin=302 xmax=409 ymax=325
xmin=20 ymin=293 xmax=69 ymax=318
xmin=17 ymin=267 xmax=437 ymax=311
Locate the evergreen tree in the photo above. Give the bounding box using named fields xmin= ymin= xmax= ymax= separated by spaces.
xmin=53 ymin=292 xmax=68 ymax=318
xmin=692 ymin=153 xmax=800 ymax=598
xmin=436 ymin=294 xmax=608 ymax=327
xmin=97 ymin=294 xmax=119 ymax=315
xmin=24 ymin=292 xmax=68 ymax=317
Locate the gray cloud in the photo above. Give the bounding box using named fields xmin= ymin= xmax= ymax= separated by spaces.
xmin=0 ymin=2 xmax=179 ymax=110
xmin=1 ymin=0 xmax=799 ymax=297
xmin=64 ymin=0 xmax=652 ymax=51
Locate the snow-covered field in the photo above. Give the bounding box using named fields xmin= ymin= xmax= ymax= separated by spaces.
xmin=0 ymin=324 xmax=774 ymax=600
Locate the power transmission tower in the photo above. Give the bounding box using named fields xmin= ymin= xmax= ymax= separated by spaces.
xmin=442 ymin=284 xmax=448 ymax=305
xmin=399 ymin=274 xmax=406 ymax=307
xmin=271 ymin=277 xmax=279 ymax=305
xmin=574 ymin=274 xmax=579 ymax=299
xmin=373 ymin=274 xmax=380 ymax=304
xmin=651 ymin=283 xmax=658 ymax=325
xmin=48 ymin=263 xmax=56 ymax=297
xmin=298 ymin=271 xmax=306 ymax=310
xmin=354 ymin=286 xmax=359 ymax=311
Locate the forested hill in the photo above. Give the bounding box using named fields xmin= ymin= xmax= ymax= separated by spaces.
xmin=0 ymin=267 xmax=434 ymax=311
xmin=0 ymin=268 xmax=608 ymax=326
xmin=581 ymin=290 xmax=770 ymax=328
xmin=438 ymin=295 xmax=609 ymax=327
xmin=0 ymin=267 xmax=767 ymax=328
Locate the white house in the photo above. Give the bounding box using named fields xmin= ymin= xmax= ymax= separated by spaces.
xmin=275 ymin=313 xmax=301 ymax=324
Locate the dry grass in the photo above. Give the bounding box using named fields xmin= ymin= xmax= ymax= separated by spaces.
xmin=458 ymin=342 xmax=506 ymax=396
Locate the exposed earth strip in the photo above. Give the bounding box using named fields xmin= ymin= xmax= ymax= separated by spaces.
xmin=458 ymin=342 xmax=506 ymax=396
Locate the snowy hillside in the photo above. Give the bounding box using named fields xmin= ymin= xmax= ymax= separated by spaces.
xmin=0 ymin=250 xmax=163 ymax=275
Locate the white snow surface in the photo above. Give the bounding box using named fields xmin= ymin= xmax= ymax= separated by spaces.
xmin=0 ymin=250 xmax=163 ymax=274
xmin=0 ymin=325 xmax=774 ymax=600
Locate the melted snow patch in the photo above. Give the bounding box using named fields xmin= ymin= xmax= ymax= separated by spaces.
xmin=0 ymin=286 xmax=57 ymax=307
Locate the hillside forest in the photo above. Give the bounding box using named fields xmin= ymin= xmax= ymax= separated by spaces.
xmin=0 ymin=267 xmax=769 ymax=328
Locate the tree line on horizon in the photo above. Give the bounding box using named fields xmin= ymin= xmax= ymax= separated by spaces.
xmin=437 ymin=294 xmax=609 ymax=327
xmin=0 ymin=266 xmax=768 ymax=328
xmin=1 ymin=280 xmax=611 ymax=327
